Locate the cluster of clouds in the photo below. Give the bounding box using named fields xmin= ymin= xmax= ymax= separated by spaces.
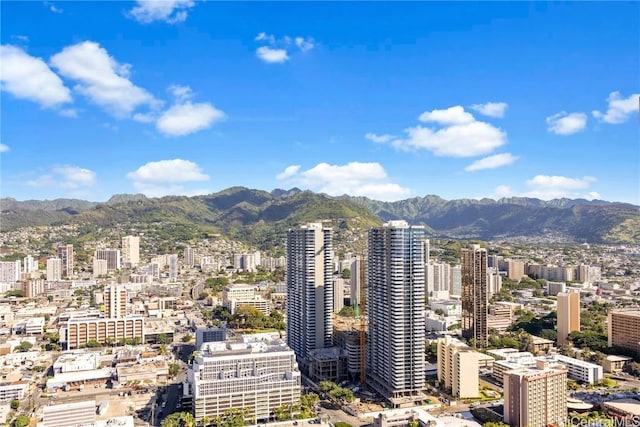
xmin=0 ymin=41 xmax=225 ymax=137
xmin=366 ymin=103 xmax=516 ymax=174
xmin=25 ymin=159 xmax=211 ymax=199
xmin=492 ymin=175 xmax=600 ymax=201
xmin=254 ymin=32 xmax=315 ymax=64
xmin=276 ymin=162 xmax=411 ymax=201
xmin=127 ymin=0 xmax=196 ymax=25
xmin=546 ymin=91 xmax=639 ymax=135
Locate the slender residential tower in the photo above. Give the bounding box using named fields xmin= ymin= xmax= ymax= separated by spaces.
xmin=557 ymin=289 xmax=580 ymax=345
xmin=286 ymin=223 xmax=333 ymax=371
xmin=57 ymin=244 xmax=74 ymax=278
xmin=461 ymin=244 xmax=488 ymax=348
xmin=367 ymin=220 xmax=426 ymax=407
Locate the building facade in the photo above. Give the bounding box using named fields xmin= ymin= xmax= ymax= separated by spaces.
xmin=367 ymin=220 xmax=426 ymax=407
xmin=608 ymin=310 xmax=640 ymax=355
xmin=121 ymin=235 xmax=140 ymax=267
xmin=57 ymin=244 xmax=74 ymax=278
xmin=286 ymin=223 xmax=333 ymax=370
xmin=0 ymin=261 xmax=20 ymax=284
xmin=557 ymin=289 xmax=580 ymax=345
xmin=46 ymin=258 xmax=62 ymax=282
xmin=503 ymin=360 xmax=568 ymax=427
xmin=461 ymin=244 xmax=488 ymax=348
xmin=189 ymin=340 xmax=301 ymax=424
xmin=436 ymin=336 xmax=479 ymax=398
xmin=95 ymin=249 xmax=121 ymax=271
xmin=105 ymin=284 xmax=127 ymax=318
xmin=59 ymin=316 xmax=144 ymax=349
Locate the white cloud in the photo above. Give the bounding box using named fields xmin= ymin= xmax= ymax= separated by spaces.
xmin=388 ymin=105 xmax=506 ymax=157
xmin=50 ymin=4 xmax=62 ymax=13
xmin=256 ymin=46 xmax=289 ymax=64
xmin=127 ymin=159 xmax=209 ymax=183
xmin=295 ymin=37 xmax=314 ymax=52
xmin=470 ymin=102 xmax=508 ymax=118
xmin=419 ymin=106 xmax=475 ymax=125
xmin=0 ymin=45 xmax=72 ymax=108
xmin=127 ymin=159 xmax=210 ymax=197
xmin=393 ymin=121 xmax=506 ymax=157
xmin=133 ymin=112 xmax=156 ymax=123
xmin=364 ymin=133 xmax=395 ymax=143
xmin=592 ymin=91 xmax=640 ymax=124
xmin=59 ymin=108 xmax=78 ymax=118
xmin=156 ymin=101 xmax=225 ymax=136
xmin=26 ymin=165 xmax=96 ymax=190
xmin=0 ymin=143 xmax=9 ymax=153
xmin=491 ymin=175 xmax=599 ymax=200
xmin=276 ymin=165 xmax=301 ymax=180
xmin=546 ymin=111 xmax=587 ymax=135
xmin=254 ymin=33 xmax=314 ymax=64
xmin=276 ymin=161 xmax=410 ymax=201
xmin=168 ymin=84 xmax=193 ymax=102
xmin=464 ymin=153 xmax=518 ymax=172
xmin=50 ymin=41 xmax=155 ymax=117
xmin=255 ymin=32 xmax=276 ymax=44
xmin=493 ymin=185 xmax=514 ymax=198
xmin=127 ymin=0 xmax=195 ymax=24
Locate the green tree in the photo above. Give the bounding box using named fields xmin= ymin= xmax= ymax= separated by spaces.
xmin=434 ymin=308 xmax=445 ymax=316
xmin=15 ymin=341 xmax=33 ymax=352
xmin=182 ymin=334 xmax=193 ymax=343
xmin=169 ymin=362 xmax=180 ymax=377
xmin=85 ymin=339 xmax=101 ymax=348
xmin=319 ymin=380 xmax=337 ymax=393
xmin=334 ymin=423 xmax=353 ymax=427
xmin=341 ymin=268 xmax=351 ymax=279
xmin=12 ymin=415 xmax=30 ymax=427
xmin=10 ymin=399 xmax=20 ymax=410
xmin=338 ymin=306 xmax=356 ymax=318
xmin=161 ymin=412 xmax=196 ymax=427
xmin=158 ymin=334 xmax=171 ymax=345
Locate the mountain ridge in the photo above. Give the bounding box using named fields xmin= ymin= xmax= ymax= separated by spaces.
xmin=1 ymin=188 xmax=638 ymax=244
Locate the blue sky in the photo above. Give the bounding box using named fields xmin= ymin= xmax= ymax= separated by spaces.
xmin=1 ymin=1 xmax=639 ymax=204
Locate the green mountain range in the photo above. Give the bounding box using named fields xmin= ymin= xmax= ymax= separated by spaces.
xmin=1 ymin=187 xmax=638 ymax=246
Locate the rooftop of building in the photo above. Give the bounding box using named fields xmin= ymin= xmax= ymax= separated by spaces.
xmin=199 ymin=336 xmax=291 ymax=357
xmin=610 ymin=310 xmax=640 ymax=318
xmin=223 ymin=283 xmax=255 ymax=290
xmin=504 ymin=362 xmax=567 ymax=378
xmin=602 ymin=399 xmax=640 ymax=416
xmin=606 ymin=355 xmax=633 ymax=362
xmin=308 ymin=347 xmax=344 ymax=360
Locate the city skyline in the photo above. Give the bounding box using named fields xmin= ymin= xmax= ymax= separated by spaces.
xmin=1 ymin=2 xmax=639 ymax=204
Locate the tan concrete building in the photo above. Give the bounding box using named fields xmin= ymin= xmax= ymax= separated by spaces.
xmin=608 ymin=310 xmax=640 ymax=355
xmin=506 ymin=259 xmax=525 ymax=281
xmin=105 ymin=284 xmax=127 ymax=318
xmin=503 ymin=360 xmax=567 ymax=427
xmin=557 ymin=289 xmax=580 ymax=345
xmin=437 ymin=336 xmax=479 ymax=398
xmin=60 ymin=316 xmax=144 ymax=349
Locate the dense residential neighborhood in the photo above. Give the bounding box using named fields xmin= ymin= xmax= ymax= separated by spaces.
xmin=0 ymin=213 xmax=638 ymax=427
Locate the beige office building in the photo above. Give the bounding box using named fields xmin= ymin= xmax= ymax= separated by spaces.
xmin=60 ymin=316 xmax=144 ymax=349
xmin=557 ymin=289 xmax=580 ymax=345
xmin=436 ymin=336 xmax=479 ymax=398
xmin=503 ymin=360 xmax=567 ymax=427
xmin=608 ymin=310 xmax=640 ymax=355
